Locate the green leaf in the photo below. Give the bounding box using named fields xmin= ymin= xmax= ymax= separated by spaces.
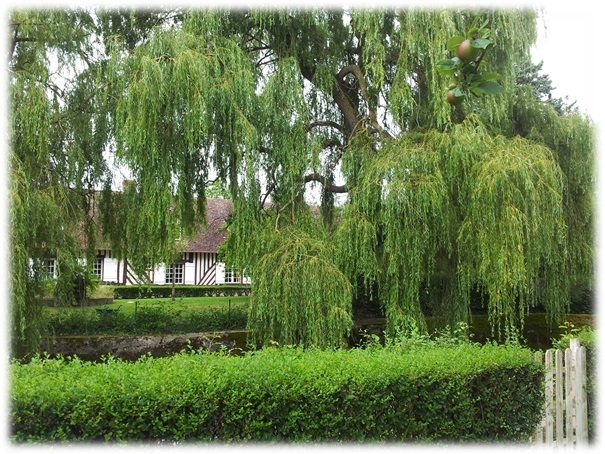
xmin=477 ymin=72 xmax=501 ymax=82
xmin=469 ymin=13 xmax=482 ymax=30
xmin=436 ymin=59 xmax=458 ymax=75
xmin=473 ymin=81 xmax=504 ymax=95
xmin=471 ymin=38 xmax=491 ymax=49
xmin=452 ymin=86 xmax=464 ymax=97
xmin=446 ymin=36 xmax=465 ymax=52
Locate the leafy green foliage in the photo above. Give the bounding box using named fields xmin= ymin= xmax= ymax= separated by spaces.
xmin=10 ymin=6 xmax=595 ymax=355
xmin=112 ymin=285 xmax=250 ymax=299
xmin=46 ymin=304 xmax=248 ymax=336
xmin=437 ymin=11 xmax=504 ymax=104
xmin=515 ymin=59 xmax=577 ymax=115
xmin=336 ymin=118 xmax=571 ymax=337
xmin=10 ymin=344 xmax=543 ymax=443
xmin=248 ymin=226 xmax=353 ymax=348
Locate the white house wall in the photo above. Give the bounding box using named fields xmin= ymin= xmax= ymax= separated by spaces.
xmin=154 ymin=263 xmax=166 ymax=285
xmin=215 ymin=262 xmax=225 ymax=285
xmin=103 ymin=258 xmax=119 ymax=283
xmin=184 ymin=262 xmax=195 ymax=285
xmin=196 ymin=252 xmax=218 ymax=285
xmin=96 ymin=251 xmax=226 ymax=286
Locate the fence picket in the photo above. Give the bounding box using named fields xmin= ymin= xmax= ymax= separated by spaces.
xmin=575 ymin=346 xmax=587 ymax=444
xmin=565 ymin=346 xmax=573 ymax=445
xmin=532 ymin=338 xmax=588 ymax=447
xmin=555 ymin=349 xmax=563 ymax=447
xmin=544 ymin=350 xmax=554 ymax=445
xmin=533 ymin=351 xmax=544 ymax=445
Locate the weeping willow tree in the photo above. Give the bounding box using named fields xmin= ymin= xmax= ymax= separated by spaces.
xmin=8 ymin=8 xmax=183 ymax=357
xmin=9 ymin=10 xmax=111 ymax=357
xmin=10 ymin=7 xmax=595 ymax=354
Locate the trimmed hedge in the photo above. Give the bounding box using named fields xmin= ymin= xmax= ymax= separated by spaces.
xmin=46 ymin=304 xmax=248 ymax=335
xmin=10 ymin=343 xmax=543 ymax=443
xmin=113 ymin=285 xmax=251 ymax=299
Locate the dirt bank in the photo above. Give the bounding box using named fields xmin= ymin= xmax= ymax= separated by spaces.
xmin=44 ymin=330 xmax=250 ymax=361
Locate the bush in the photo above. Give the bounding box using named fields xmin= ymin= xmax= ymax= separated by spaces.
xmin=113 ymin=285 xmax=251 ymax=300
xmin=46 ymin=304 xmax=248 ymax=336
xmin=10 ymin=343 xmax=543 ymax=443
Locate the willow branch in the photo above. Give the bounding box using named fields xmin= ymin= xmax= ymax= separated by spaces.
xmin=304 ymin=173 xmax=348 ymax=193
xmin=305 ymin=120 xmax=345 ymax=134
xmin=336 ymin=64 xmax=392 ymax=140
xmin=336 ymin=65 xmax=370 ymax=105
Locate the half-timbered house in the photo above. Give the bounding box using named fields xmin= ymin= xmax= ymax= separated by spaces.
xmin=77 ymin=198 xmax=245 ymax=286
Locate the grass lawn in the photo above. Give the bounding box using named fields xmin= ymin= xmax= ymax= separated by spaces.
xmin=45 ymin=296 xmax=250 ymax=317
xmin=44 ymin=295 xmax=251 ymax=336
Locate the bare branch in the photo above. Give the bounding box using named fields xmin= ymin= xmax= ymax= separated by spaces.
xmin=305 ymin=120 xmax=345 ymax=134
xmin=304 ymin=173 xmax=348 ymax=193
xmin=336 ymin=64 xmax=369 ymax=104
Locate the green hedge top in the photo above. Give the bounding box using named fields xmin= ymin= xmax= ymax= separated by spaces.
xmin=11 ymin=343 xmax=543 ymax=443
xmin=113 ymin=284 xmax=251 ymax=299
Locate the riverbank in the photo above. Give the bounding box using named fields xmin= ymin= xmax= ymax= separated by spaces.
xmin=42 ymin=313 xmax=595 ymax=362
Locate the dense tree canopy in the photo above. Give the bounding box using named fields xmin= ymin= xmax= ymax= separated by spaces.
xmin=9 ymin=7 xmax=595 ymax=355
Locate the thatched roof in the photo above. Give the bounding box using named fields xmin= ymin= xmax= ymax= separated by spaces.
xmin=82 ymin=197 xmax=233 ymax=254
xmin=85 ymin=197 xmax=325 ymax=255
xmin=179 ymin=198 xmax=232 ymax=253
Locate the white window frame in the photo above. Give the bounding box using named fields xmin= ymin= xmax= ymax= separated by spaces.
xmin=43 ymin=259 xmax=56 ymax=279
xmin=92 ymin=258 xmax=103 ymax=279
xmin=224 ymin=267 xmax=241 ymax=284
xmin=166 ymin=263 xmax=184 ymax=284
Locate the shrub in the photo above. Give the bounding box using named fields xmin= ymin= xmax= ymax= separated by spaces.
xmin=113 ymin=285 xmax=251 ymax=300
xmin=10 ymin=343 xmax=543 ymax=443
xmin=46 ymin=304 xmax=248 ymax=336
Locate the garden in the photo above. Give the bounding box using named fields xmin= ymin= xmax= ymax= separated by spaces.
xmin=9 ymin=6 xmax=597 ymax=446
xmin=9 ymin=284 xmax=596 ymax=444
xmin=10 ymin=334 xmax=546 ymax=443
xmin=45 ymin=293 xmax=250 ymax=337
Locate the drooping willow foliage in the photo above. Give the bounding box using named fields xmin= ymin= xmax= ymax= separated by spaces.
xmin=249 ymin=224 xmax=353 ymax=348
xmin=9 ymin=10 xmax=112 ymax=357
xmin=9 ymin=7 xmax=595 ymax=355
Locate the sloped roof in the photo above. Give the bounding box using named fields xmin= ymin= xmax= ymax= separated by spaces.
xmin=85 ymin=196 xmax=324 ymax=254
xmin=82 ymin=196 xmax=233 ymax=254
xmin=179 ymin=198 xmax=232 ymax=253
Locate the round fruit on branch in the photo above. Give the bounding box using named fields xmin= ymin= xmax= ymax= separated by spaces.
xmin=457 ymin=39 xmax=480 ymax=62
xmin=447 ymin=89 xmax=464 ymax=105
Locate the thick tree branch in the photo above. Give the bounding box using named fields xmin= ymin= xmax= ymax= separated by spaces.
xmin=10 ymin=23 xmax=36 ymax=63
xmin=305 ymin=120 xmax=345 ymax=134
xmin=332 ymin=83 xmax=362 ymax=138
xmin=336 ymin=64 xmax=393 ymax=140
xmin=336 ymin=64 xmax=370 ymax=105
xmin=304 ymin=173 xmax=348 ymax=193
xmin=322 ymin=138 xmax=342 ymax=150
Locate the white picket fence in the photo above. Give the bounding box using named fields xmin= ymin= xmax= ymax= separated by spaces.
xmin=531 ymin=338 xmax=588 ymax=447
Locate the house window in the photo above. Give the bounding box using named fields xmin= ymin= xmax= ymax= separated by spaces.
xmin=42 ymin=259 xmax=56 ymax=279
xmin=166 ymin=263 xmax=184 ymax=284
xmin=224 ymin=267 xmax=241 ymax=284
xmin=92 ymin=258 xmax=103 ymax=279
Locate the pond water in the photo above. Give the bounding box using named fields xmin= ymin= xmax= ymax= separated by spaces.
xmin=45 ymin=313 xmax=594 ymax=362
xmin=354 ymin=313 xmax=595 ymax=351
